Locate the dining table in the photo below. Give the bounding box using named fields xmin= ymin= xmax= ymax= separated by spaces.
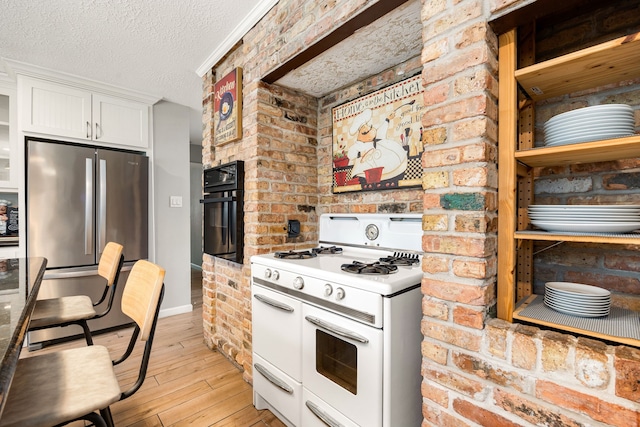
xmin=0 ymin=257 xmax=47 ymax=418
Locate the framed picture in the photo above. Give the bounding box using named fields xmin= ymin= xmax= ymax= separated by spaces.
xmin=331 ymin=74 xmax=425 ymax=193
xmin=214 ymin=67 xmax=243 ymax=145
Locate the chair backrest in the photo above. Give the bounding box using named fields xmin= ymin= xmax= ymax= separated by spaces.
xmin=98 ymin=242 xmax=124 ymax=286
xmin=116 ymin=259 xmax=165 ymax=401
xmin=121 ymin=259 xmax=165 ymax=341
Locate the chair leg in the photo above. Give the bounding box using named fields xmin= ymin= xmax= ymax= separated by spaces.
xmin=100 ymin=406 xmax=115 ymax=427
xmin=79 ymin=320 xmax=94 ymax=345
xmin=84 ymin=412 xmax=108 ymax=427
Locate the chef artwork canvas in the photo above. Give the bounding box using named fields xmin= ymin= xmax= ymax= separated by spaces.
xmin=331 ymin=74 xmax=426 ymax=193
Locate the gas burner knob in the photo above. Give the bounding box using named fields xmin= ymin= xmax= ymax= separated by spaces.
xmin=324 ymin=284 xmax=333 ymax=296
xmin=272 ymin=270 xmax=280 ymax=280
xmin=264 ymin=268 xmax=272 ymax=279
xmin=335 ymin=287 xmax=345 ymax=301
xmin=293 ymin=276 xmax=304 ymax=290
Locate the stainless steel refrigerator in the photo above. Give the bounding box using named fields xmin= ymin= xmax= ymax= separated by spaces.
xmin=26 ymin=138 xmax=149 ymax=347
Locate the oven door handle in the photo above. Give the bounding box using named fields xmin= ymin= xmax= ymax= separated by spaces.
xmin=305 ymin=400 xmax=345 ymax=427
xmin=254 ymin=294 xmax=294 ymax=312
xmin=305 ymin=316 xmax=369 ymax=343
xmin=254 ymin=363 xmax=294 ymax=394
xmin=200 ymin=196 xmax=235 ymax=204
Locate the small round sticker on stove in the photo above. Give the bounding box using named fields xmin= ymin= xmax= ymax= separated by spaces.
xmin=365 ymin=224 xmax=379 ymax=240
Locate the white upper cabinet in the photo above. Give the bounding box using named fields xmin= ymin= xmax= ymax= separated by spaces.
xmin=0 ymin=81 xmax=18 ymax=186
xmin=92 ymin=94 xmax=149 ymax=147
xmin=20 ymin=76 xmax=152 ymax=149
xmin=22 ymin=78 xmax=92 ymax=140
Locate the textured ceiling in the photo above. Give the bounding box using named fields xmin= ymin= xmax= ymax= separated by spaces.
xmin=0 ymin=0 xmax=421 ymax=145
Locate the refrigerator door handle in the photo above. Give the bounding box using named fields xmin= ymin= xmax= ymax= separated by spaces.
xmin=98 ymin=159 xmax=107 ymax=252
xmin=85 ymin=158 xmax=94 ymax=255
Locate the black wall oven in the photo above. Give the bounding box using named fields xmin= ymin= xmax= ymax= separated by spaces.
xmin=201 ymin=161 xmax=244 ymax=264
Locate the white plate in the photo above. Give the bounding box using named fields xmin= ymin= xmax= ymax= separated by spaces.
xmin=528 ymin=204 xmax=640 ymax=210
xmin=545 ymin=281 xmax=611 ymax=296
xmin=528 ymin=211 xmax=640 ymax=218
xmin=528 ymin=209 xmax=640 ymax=215
xmin=544 ymin=300 xmax=610 ymax=314
xmin=544 ymin=304 xmax=609 ymax=317
xmin=544 ymin=289 xmax=611 ymax=302
xmin=543 ymin=118 xmax=636 ymax=135
xmin=545 ymin=128 xmax=634 ymax=142
xmin=545 ymin=104 xmax=633 ymax=127
xmin=544 ymin=116 xmax=634 ymax=134
xmin=542 ymin=115 xmax=635 ymax=132
xmin=528 ymin=215 xmax=640 ymax=222
xmin=530 ymin=220 xmax=640 ymax=233
xmin=544 ymin=302 xmax=610 ymax=316
xmin=546 ymin=131 xmax=635 ymax=146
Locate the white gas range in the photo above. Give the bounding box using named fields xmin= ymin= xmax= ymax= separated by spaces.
xmin=251 ymin=213 xmax=423 ymax=427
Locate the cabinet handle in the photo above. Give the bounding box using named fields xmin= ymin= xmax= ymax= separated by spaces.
xmin=254 ymin=294 xmax=294 ymax=312
xmin=254 ymin=363 xmax=293 ymax=394
xmin=86 ymin=121 xmax=91 ymax=138
xmin=95 ymin=123 xmax=100 ymax=139
xmin=305 ymin=401 xmax=344 ymax=427
xmin=305 ymin=315 xmax=369 ymax=343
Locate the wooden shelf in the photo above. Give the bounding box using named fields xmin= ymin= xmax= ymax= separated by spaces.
xmin=497 ymin=25 xmax=640 ymax=341
xmin=514 ymin=295 xmax=640 ymax=347
xmin=515 ymin=231 xmax=640 ymax=245
xmin=515 ymin=31 xmax=640 ymax=101
xmin=515 ymin=135 xmax=640 ymax=167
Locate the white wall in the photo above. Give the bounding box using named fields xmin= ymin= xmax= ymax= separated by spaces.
xmin=152 ymin=101 xmax=192 ymax=316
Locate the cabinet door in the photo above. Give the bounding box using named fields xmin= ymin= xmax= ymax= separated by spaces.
xmin=21 ymin=77 xmax=92 ymax=140
xmin=92 ymin=94 xmax=149 ymax=148
xmin=0 ymin=92 xmax=11 ymax=183
xmin=0 ymin=83 xmax=18 ymax=186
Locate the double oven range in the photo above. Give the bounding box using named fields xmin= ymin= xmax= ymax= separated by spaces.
xmin=251 ymin=213 xmax=423 ymax=427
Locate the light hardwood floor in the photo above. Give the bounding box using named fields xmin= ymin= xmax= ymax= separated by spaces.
xmin=21 ymin=268 xmax=285 ymax=427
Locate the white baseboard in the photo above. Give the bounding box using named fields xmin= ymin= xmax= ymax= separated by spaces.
xmin=159 ymin=304 xmax=193 ymax=318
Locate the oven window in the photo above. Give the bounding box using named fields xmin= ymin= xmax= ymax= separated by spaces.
xmin=315 ymin=330 xmax=357 ymax=394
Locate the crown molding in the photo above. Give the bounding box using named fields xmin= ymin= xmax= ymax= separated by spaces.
xmin=2 ymin=57 xmax=162 ymax=104
xmin=196 ymin=0 xmax=278 ymax=77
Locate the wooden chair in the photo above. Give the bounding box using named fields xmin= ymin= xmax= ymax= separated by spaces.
xmin=28 ymin=242 xmax=125 ymax=346
xmin=0 ymin=259 xmax=165 ymax=427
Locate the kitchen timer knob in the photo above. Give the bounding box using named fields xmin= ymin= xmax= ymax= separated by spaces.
xmin=264 ymin=269 xmax=272 ymax=279
xmin=324 ymin=284 xmax=333 ymax=296
xmin=335 ymin=287 xmax=345 ymax=300
xmin=293 ymin=277 xmax=304 ymax=290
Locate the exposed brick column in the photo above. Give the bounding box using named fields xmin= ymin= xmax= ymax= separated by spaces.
xmin=420 ymin=0 xmax=499 ymax=424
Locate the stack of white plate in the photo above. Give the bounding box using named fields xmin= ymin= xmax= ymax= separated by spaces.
xmin=544 ymin=282 xmax=611 ymax=317
xmin=528 ymin=204 xmax=640 ymax=233
xmin=544 ymin=104 xmax=635 ymax=146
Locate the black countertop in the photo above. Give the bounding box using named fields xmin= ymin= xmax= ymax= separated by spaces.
xmin=0 ymin=257 xmax=47 ymax=417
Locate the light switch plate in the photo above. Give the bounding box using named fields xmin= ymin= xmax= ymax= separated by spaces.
xmin=170 ymin=196 xmax=182 ymax=207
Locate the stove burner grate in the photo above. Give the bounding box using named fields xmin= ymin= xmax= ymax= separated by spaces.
xmin=341 ymin=261 xmax=398 ymax=275
xmin=274 ymin=250 xmax=317 ymax=259
xmin=378 ymin=252 xmax=420 ymax=266
xmin=312 ymin=245 xmax=344 ymax=255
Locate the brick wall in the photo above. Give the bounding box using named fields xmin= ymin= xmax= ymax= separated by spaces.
xmin=201 ymin=0 xmax=640 ymax=425
xmin=419 ymin=0 xmax=640 ymax=426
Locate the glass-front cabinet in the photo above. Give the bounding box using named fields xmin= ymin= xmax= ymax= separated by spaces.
xmin=0 ymin=93 xmax=10 ymax=182
xmin=0 ymin=79 xmax=19 ymax=254
xmin=0 ymin=80 xmax=16 ymax=187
